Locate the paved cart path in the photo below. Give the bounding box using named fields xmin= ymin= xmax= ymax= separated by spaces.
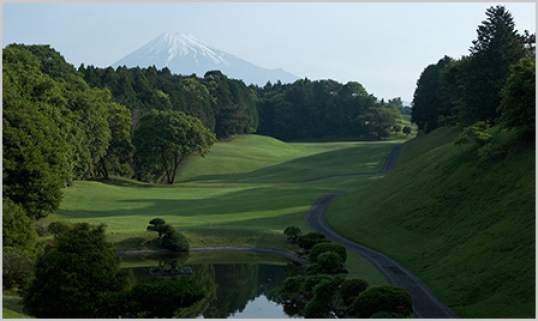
xmin=304 ymin=144 xmax=457 ymax=318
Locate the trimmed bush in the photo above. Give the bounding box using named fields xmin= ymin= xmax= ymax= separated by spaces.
xmin=310 ymin=242 xmax=347 ymax=263
xmin=352 ymin=285 xmax=413 ymax=318
xmin=317 ymin=251 xmax=343 ymax=274
xmin=340 ymin=278 xmax=369 ymax=306
xmin=301 ymin=275 xmax=332 ymax=300
xmin=284 ymin=226 xmax=301 ymax=244
xmin=297 ymin=232 xmax=328 ymax=250
xmin=161 ymin=231 xmax=189 ymax=251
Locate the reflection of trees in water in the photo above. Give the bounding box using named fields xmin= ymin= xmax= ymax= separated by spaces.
xmin=125 ymin=255 xmax=291 ymax=318
xmin=203 ymin=264 xmax=259 ymax=318
xmin=257 ymin=264 xmax=289 ymax=297
xmin=175 ymin=264 xmax=218 ymax=318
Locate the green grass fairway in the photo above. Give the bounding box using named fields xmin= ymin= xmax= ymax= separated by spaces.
xmin=47 ymin=134 xmax=401 ymax=285
xmin=326 ymin=127 xmax=535 ymax=318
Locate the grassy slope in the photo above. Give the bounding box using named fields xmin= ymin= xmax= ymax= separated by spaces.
xmin=326 ymin=127 xmax=535 ymax=318
xmin=44 ymin=134 xmax=399 ymax=285
xmin=3 ymin=295 xmax=32 ymax=318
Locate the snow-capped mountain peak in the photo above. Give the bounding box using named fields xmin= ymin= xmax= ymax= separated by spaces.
xmin=112 ymin=31 xmax=298 ymax=85
xmin=160 ymin=31 xmax=229 ymax=66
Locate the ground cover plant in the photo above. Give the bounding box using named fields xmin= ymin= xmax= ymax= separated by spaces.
xmin=326 ymin=126 xmax=535 ymax=317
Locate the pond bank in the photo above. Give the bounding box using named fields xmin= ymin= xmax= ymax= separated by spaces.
xmin=117 ymin=246 xmax=309 ymax=265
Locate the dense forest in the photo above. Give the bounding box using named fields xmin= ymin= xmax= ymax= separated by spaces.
xmin=79 ymin=64 xmax=406 ymax=142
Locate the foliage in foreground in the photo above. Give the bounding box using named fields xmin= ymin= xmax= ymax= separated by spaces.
xmin=100 ymin=279 xmax=204 ymax=318
xmin=23 ymin=223 xmax=130 ymax=317
xmin=274 ymin=228 xmax=411 ymax=318
xmin=352 ymin=285 xmax=413 ymax=318
xmin=22 ymin=222 xmax=202 ymax=318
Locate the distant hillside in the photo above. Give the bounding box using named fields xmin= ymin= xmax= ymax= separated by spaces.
xmin=112 ymin=31 xmax=298 ymax=86
xmin=326 ymin=126 xmax=535 ymax=317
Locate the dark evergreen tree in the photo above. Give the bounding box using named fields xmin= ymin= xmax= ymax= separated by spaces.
xmin=444 ymin=6 xmax=528 ymax=125
xmin=412 ymin=56 xmax=455 ymax=133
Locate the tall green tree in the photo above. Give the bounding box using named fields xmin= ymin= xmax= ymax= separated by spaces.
xmin=203 ymin=70 xmax=235 ymax=138
xmin=444 ymin=6 xmax=529 ymax=125
xmin=497 ymin=57 xmax=536 ymax=138
xmin=412 ymin=56 xmax=455 ymax=133
xmin=3 ymin=45 xmax=72 ymax=219
xmin=97 ymin=92 xmax=133 ymax=179
xmin=66 ymin=87 xmax=113 ymax=179
xmin=23 ymin=223 xmax=130 ymax=318
xmin=133 ymin=110 xmax=216 ymax=183
xmin=181 ymin=77 xmax=216 ymax=131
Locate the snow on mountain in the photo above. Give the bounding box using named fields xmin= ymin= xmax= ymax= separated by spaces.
xmin=112 ymin=31 xmax=298 ymax=86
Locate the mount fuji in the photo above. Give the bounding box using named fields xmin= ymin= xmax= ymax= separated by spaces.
xmin=112 ymin=31 xmax=298 ymax=86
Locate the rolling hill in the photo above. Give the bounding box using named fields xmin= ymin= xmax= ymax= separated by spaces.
xmin=326 ymin=126 xmax=535 ymax=317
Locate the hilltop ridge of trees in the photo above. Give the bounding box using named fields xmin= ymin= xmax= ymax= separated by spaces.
xmin=412 ymin=5 xmax=535 ymax=139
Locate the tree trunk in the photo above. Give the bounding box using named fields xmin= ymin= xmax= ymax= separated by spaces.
xmin=99 ymin=157 xmax=109 ymax=180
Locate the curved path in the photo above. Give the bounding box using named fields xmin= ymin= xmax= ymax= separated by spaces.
xmin=305 ymin=144 xmax=457 ymax=318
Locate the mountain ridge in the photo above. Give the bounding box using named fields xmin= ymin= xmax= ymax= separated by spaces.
xmin=112 ymin=31 xmax=298 ymax=85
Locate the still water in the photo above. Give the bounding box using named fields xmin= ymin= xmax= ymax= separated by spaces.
xmin=121 ymin=251 xmax=303 ymax=319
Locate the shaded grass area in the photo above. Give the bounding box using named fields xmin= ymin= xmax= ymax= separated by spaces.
xmin=326 ymin=127 xmax=535 ymax=318
xmin=178 ymin=135 xmax=394 ymax=183
xmin=3 ymin=295 xmax=32 ymax=318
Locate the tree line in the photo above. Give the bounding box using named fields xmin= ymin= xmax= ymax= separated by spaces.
xmin=255 ymin=79 xmax=406 ymax=141
xmin=411 ymin=5 xmax=535 ymax=140
xmin=80 ymin=63 xmax=406 ymax=142
xmin=2 ymin=40 xmax=405 ymax=308
xmin=3 ymin=43 xmax=408 ymax=219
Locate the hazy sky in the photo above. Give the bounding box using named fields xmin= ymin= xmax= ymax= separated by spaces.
xmin=2 ymin=2 xmax=536 ymax=102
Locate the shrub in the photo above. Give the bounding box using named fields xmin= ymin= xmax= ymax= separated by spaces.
xmin=304 ymin=276 xmax=345 ymax=318
xmin=48 ymin=221 xmax=74 ymax=235
xmin=23 ymin=223 xmax=130 ymax=318
xmin=340 ymin=278 xmax=369 ymax=306
xmin=297 ymin=232 xmax=328 ymax=250
xmin=284 ymin=226 xmax=301 ymax=244
xmin=352 ymin=285 xmax=413 ymax=318
xmin=3 ymin=198 xmax=38 ymax=254
xmin=2 ymin=247 xmax=35 ymax=293
xmin=301 ymin=275 xmax=332 ymax=299
xmin=310 ymin=242 xmax=347 ymax=263
xmin=317 ymin=251 xmax=343 ymax=274
xmin=305 ymin=263 xmax=324 ymax=276
xmin=161 ymin=231 xmax=189 ymax=251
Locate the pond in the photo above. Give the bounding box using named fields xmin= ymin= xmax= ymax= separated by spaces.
xmin=121 ymin=251 xmax=304 ymax=319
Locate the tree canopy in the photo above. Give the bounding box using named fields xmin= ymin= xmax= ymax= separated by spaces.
xmin=23 ymin=223 xmax=130 ymax=318
xmin=132 ymin=109 xmax=216 ymax=183
xmin=412 ymin=6 xmax=535 ymax=133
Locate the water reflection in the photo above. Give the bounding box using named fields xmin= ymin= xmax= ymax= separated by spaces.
xmin=121 ymin=252 xmax=300 ymax=319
